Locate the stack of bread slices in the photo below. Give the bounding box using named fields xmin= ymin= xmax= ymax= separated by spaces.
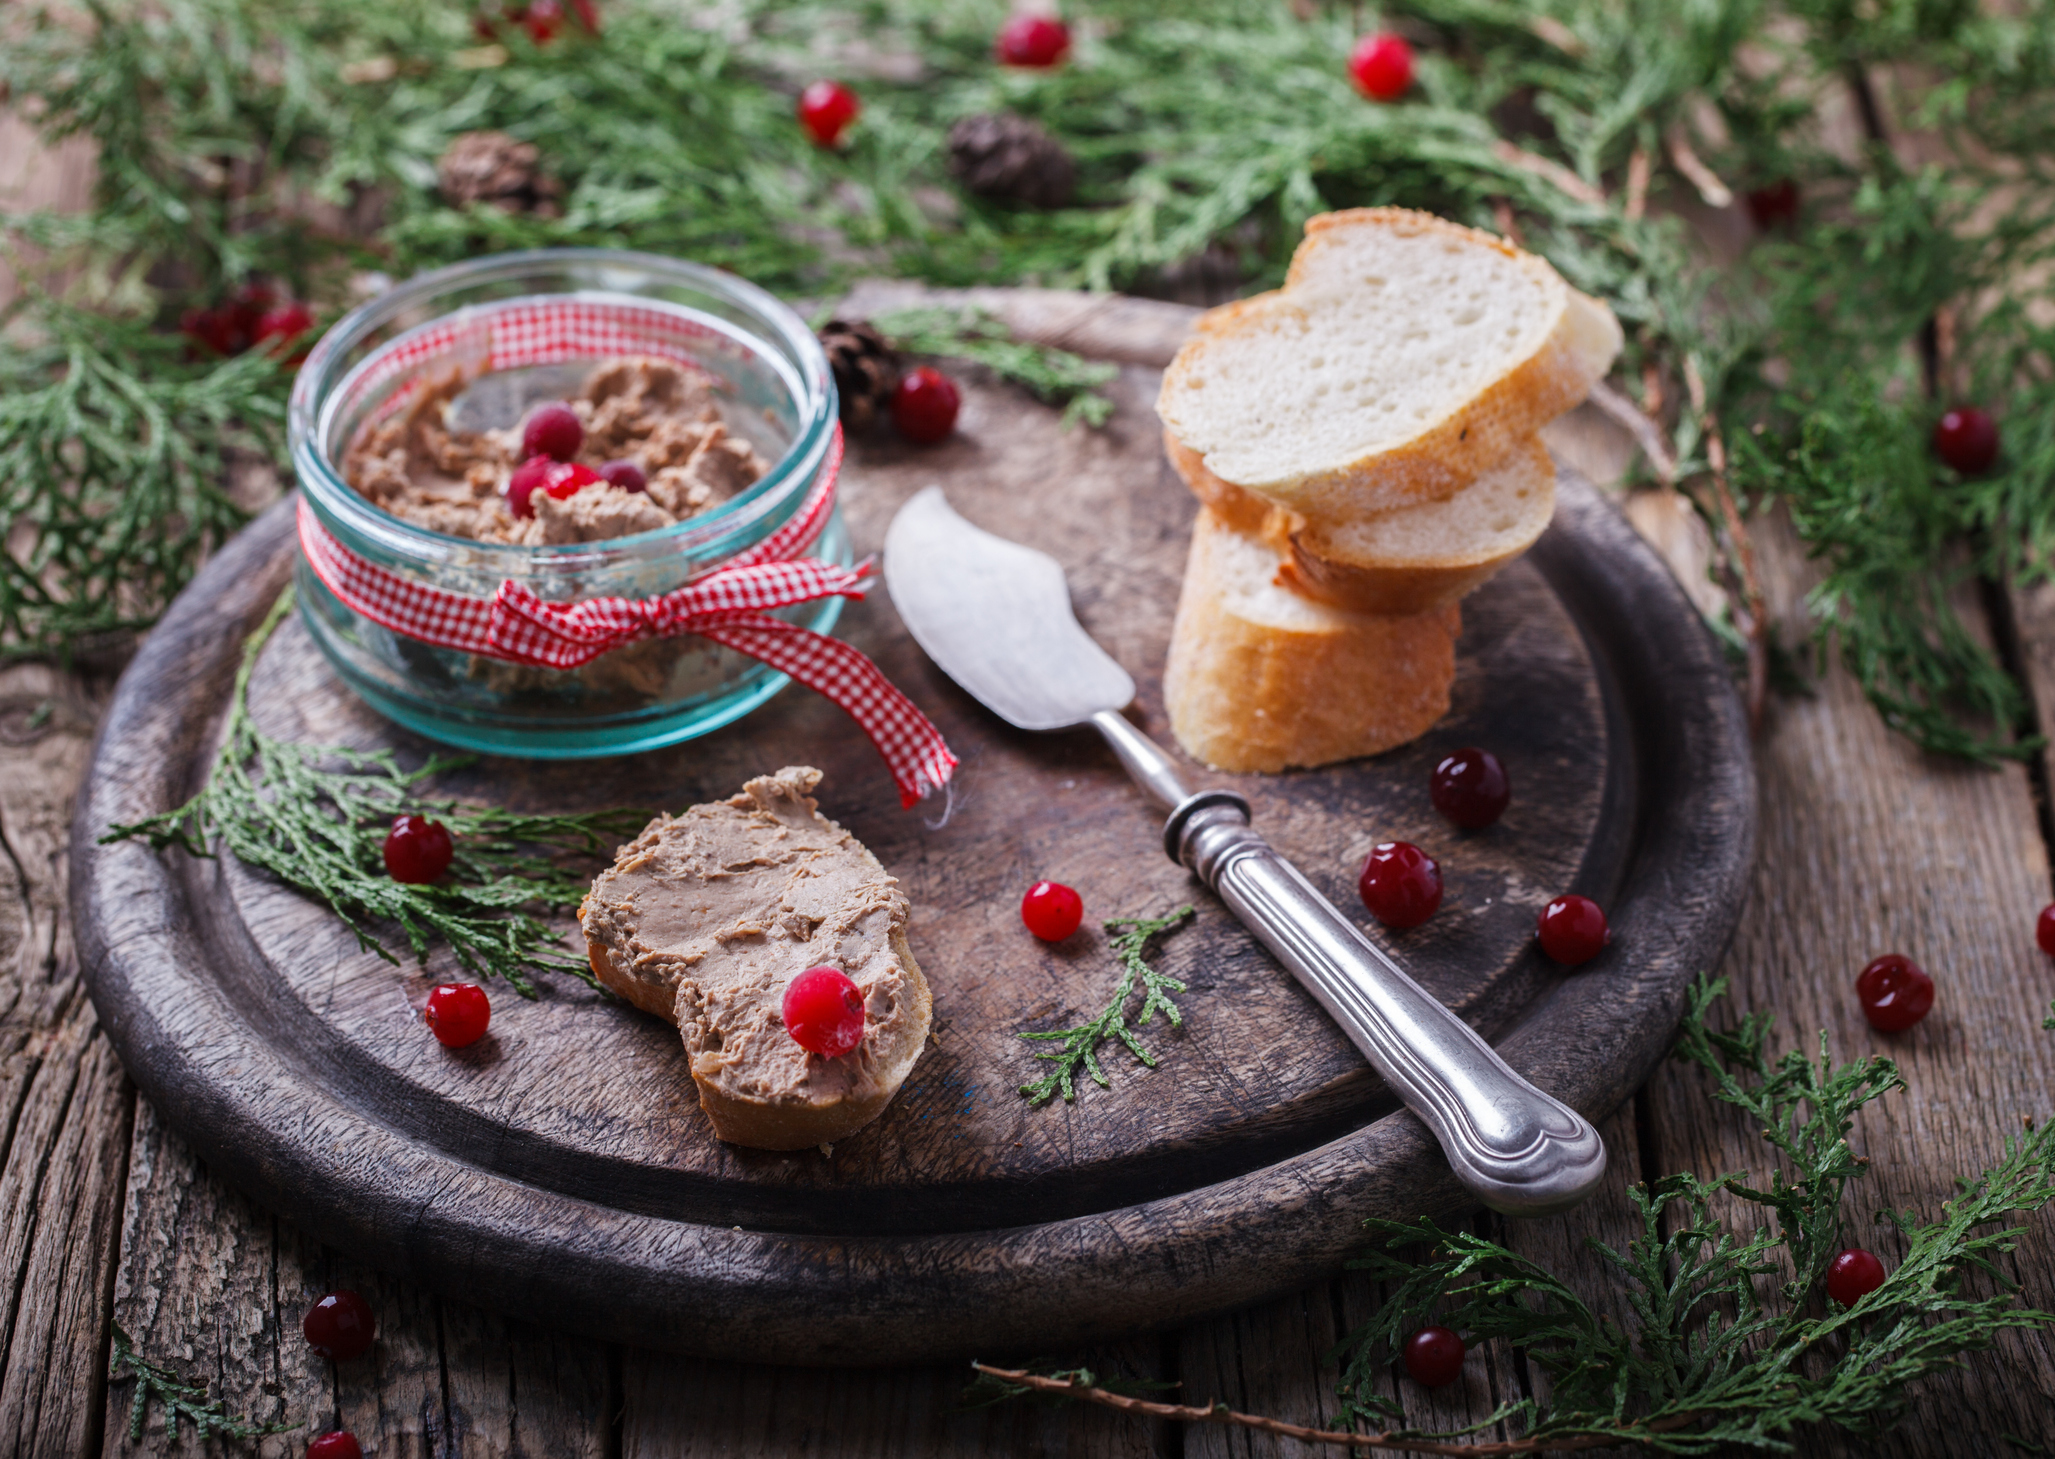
xmin=1155 ymin=208 xmax=1623 ymax=773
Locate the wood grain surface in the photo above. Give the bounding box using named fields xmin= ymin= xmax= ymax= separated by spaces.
xmin=68 ymin=308 xmax=1751 ymax=1364
xmin=0 ymin=291 xmax=2049 ymax=1453
xmin=5 ymin=53 xmax=2055 ymax=1448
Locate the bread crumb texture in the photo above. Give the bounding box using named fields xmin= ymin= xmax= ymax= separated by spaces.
xmin=1157 ymin=207 xmax=1619 ymax=518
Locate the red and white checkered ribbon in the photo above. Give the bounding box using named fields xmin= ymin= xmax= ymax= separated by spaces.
xmin=300 ymin=427 xmax=956 ymax=807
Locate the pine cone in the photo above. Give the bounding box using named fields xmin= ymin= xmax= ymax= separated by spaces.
xmin=437 ymin=130 xmax=564 ymax=218
xmin=946 ymin=113 xmax=1077 ymax=210
xmin=818 ymin=319 xmax=900 ymax=431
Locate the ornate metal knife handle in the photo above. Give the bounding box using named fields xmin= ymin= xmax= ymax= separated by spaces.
xmin=1163 ymin=786 xmax=1607 ymax=1216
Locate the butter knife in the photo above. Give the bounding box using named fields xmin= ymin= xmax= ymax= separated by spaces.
xmin=882 ymin=486 xmax=1606 ymax=1216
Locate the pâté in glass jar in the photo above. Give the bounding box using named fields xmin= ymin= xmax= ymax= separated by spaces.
xmin=288 ymin=249 xmax=856 ymax=759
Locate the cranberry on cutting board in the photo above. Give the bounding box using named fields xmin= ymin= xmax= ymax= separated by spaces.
xmin=425 ymin=983 xmax=491 ymax=1048
xmin=1021 ymin=880 xmax=1084 ymax=942
xmin=1537 ymin=894 xmax=1608 ymax=965
xmin=1359 ymin=842 xmax=1442 ymax=929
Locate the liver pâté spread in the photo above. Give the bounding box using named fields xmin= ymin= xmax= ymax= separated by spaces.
xmin=341 ymin=356 xmax=770 ymax=544
xmin=579 ymin=767 xmax=929 ymax=1149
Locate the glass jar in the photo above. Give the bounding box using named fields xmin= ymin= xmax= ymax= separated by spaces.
xmin=288 ymin=249 xmax=847 ymax=758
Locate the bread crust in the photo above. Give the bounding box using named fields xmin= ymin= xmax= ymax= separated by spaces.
xmin=584 ymin=926 xmax=932 ymax=1152
xmin=582 ymin=900 xmax=681 ymax=1022
xmin=1164 ymin=509 xmax=1460 ymax=773
xmin=1165 ymin=430 xmax=1556 ymax=616
xmin=1157 ymin=207 xmax=1620 ymax=522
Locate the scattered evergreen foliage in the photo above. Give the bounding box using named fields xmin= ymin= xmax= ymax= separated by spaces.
xmin=109 ymin=1323 xmax=300 ymax=1445
xmin=7 ymin=0 xmax=2055 ymax=755
xmin=981 ymin=977 xmax=2055 ymax=1452
xmin=102 ymin=589 xmax=647 ymax=997
xmin=0 ymin=293 xmax=286 ymax=659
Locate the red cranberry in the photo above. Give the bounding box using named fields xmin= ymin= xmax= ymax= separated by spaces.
xmin=1358 ymin=842 xmax=1443 ymax=929
xmin=425 ymin=983 xmax=491 ymax=1048
xmin=307 ymin=1433 xmax=363 ymax=1459
xmin=1430 ymin=747 xmax=1509 ymax=829
xmin=798 ymin=81 xmax=860 ymax=147
xmin=522 ymin=401 xmax=584 ymax=462
xmin=382 ymin=814 xmax=453 ymax=884
xmin=1933 ymin=405 xmax=1999 ymax=475
xmin=598 ymin=458 xmax=647 ymax=493
xmin=523 ymin=0 xmax=568 ymax=40
xmin=543 ymin=461 xmax=602 ymax=500
xmin=1537 ymin=894 xmax=1608 ymax=965
xmin=506 ymin=457 xmax=551 ymax=518
xmin=1825 ymin=1248 xmax=1887 ymax=1307
xmin=1021 ymin=880 xmax=1084 ymax=942
xmin=255 ymin=302 xmax=315 ymax=346
xmin=996 ymin=14 xmax=1071 ymax=67
xmin=2037 ymin=903 xmax=2055 ymax=957
xmin=782 ymin=966 xmax=866 ymax=1056
xmin=302 ymin=1290 xmax=376 ymax=1362
xmin=891 ymin=366 xmax=961 ymax=444
xmin=1402 ymin=1325 xmax=1464 ymax=1388
xmin=180 ymin=305 xmax=242 ymax=357
xmin=1746 ymin=178 xmax=1801 ymax=229
xmin=1349 ymin=33 xmax=1414 ymax=102
xmin=1856 ymin=953 xmax=1933 ymax=1033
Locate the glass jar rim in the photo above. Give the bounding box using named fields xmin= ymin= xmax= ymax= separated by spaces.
xmin=288 ymin=248 xmax=836 ymax=572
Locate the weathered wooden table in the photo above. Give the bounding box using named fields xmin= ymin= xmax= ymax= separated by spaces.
xmin=5 ymin=273 xmax=2055 ymax=1456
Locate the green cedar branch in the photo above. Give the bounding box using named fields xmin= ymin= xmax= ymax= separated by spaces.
xmin=102 ymin=587 xmax=647 ymax=997
xmin=109 ymin=1323 xmax=300 ymax=1445
xmin=11 ymin=0 xmax=2055 ymax=755
xmin=1018 ymin=905 xmax=1194 ymax=1105
xmin=0 ymin=290 xmax=286 ymax=660
xmin=982 ymin=976 xmax=2055 ymax=1452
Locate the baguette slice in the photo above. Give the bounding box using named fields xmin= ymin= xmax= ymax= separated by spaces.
xmin=579 ymin=766 xmax=931 ymax=1151
xmin=1165 ymin=509 xmax=1461 ymax=773
xmin=1157 ymin=207 xmax=1619 ymax=523
xmin=1166 ymin=430 xmax=1557 ymax=615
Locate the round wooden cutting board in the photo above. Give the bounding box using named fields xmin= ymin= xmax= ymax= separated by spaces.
xmin=72 ymin=294 xmax=1753 ymax=1365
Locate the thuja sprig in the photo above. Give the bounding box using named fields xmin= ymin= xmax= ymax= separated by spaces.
xmin=872 ymin=306 xmax=1120 ymax=428
xmin=109 ymin=1323 xmax=300 ymax=1446
xmin=983 ymin=976 xmax=2055 ymax=1453
xmin=1018 ymin=905 xmax=1194 ymax=1106
xmin=102 ymin=589 xmax=646 ymax=997
xmin=0 ymin=292 xmax=287 ymax=660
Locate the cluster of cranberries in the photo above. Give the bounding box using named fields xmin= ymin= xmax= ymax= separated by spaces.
xmin=379 ymin=817 xmax=495 ymax=1049
xmin=501 ymin=401 xmax=650 ymax=517
xmin=180 ymin=282 xmax=315 ymax=360
xmin=299 ymin=1290 xmax=377 ymax=1456
xmin=1353 ymin=746 xmax=1612 ymax=965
